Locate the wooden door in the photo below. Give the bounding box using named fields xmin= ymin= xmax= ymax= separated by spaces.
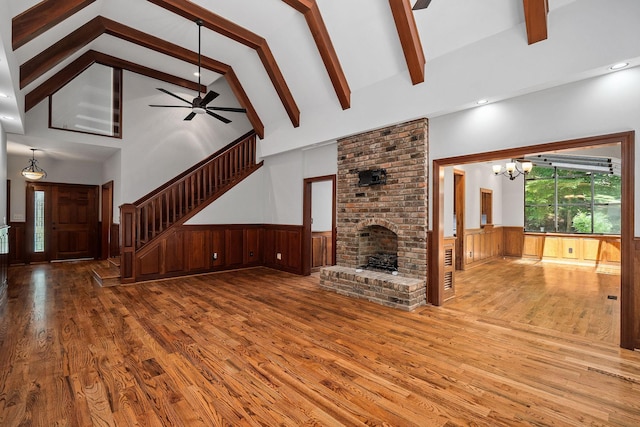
xmin=50 ymin=184 xmax=99 ymax=261
xmin=453 ymin=169 xmax=465 ymax=270
xmin=101 ymin=181 xmax=113 ymax=259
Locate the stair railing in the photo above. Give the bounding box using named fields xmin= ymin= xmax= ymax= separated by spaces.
xmin=120 ymin=131 xmax=259 ymax=282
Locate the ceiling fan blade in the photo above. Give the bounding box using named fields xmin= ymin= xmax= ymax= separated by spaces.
xmin=412 ymin=0 xmax=432 ymax=10
xmin=157 ymin=88 xmax=192 ymax=105
xmin=184 ymin=112 xmax=196 ymax=121
xmin=201 ymin=90 xmax=220 ymax=106
xmin=206 ymin=110 xmax=232 ymax=124
xmin=149 ymin=105 xmax=192 ymax=108
xmin=207 ymin=106 xmax=247 ymax=113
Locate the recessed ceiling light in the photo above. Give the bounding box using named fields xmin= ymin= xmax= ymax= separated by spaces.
xmin=476 ymin=99 xmax=489 ymax=105
xmin=193 ymin=72 xmax=200 ymax=77
xmin=609 ymin=62 xmax=629 ymax=71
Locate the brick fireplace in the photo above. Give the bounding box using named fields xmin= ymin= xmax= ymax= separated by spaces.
xmin=320 ymin=118 xmax=428 ymax=310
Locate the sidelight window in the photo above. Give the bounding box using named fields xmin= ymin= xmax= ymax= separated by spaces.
xmin=34 ymin=190 xmax=45 ymax=252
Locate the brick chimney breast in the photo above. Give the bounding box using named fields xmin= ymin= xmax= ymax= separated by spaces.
xmin=320 ymin=118 xmax=429 ymax=311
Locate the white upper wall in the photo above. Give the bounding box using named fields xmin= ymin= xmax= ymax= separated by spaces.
xmin=119 ymin=72 xmax=253 ymax=203
xmin=430 ymin=66 xmax=640 ymax=234
xmin=7 ymin=152 xmax=104 ymax=222
xmin=259 ymin=0 xmax=640 ymax=155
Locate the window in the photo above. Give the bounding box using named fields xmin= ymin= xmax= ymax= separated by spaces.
xmin=34 ymin=190 xmax=45 ymax=252
xmin=524 ymin=167 xmax=621 ymax=234
xmin=49 ymin=63 xmax=122 ymax=138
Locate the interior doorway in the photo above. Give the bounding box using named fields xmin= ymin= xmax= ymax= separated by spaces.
xmin=302 ymin=175 xmax=337 ymax=275
xmin=453 ymin=169 xmax=465 ymax=271
xmin=26 ymin=182 xmax=99 ymax=262
xmin=432 ymin=131 xmax=635 ymax=350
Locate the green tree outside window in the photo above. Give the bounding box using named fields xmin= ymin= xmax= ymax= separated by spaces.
xmin=524 ymin=167 xmax=621 ymax=234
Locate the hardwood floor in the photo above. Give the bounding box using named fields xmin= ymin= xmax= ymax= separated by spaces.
xmin=447 ymin=258 xmax=621 ymax=345
xmin=1 ymin=261 xmax=640 ymax=426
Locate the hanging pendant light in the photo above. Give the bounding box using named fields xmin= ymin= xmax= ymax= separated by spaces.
xmin=21 ymin=149 xmax=47 ymax=181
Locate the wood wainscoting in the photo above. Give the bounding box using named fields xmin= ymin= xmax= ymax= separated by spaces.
xmin=0 ymin=226 xmax=8 ymax=306
xmin=463 ymin=226 xmax=503 ymax=269
xmin=8 ymin=222 xmax=26 ymax=264
xmin=130 ymin=224 xmax=303 ymax=282
xmin=311 ymin=231 xmax=333 ymax=271
xmin=263 ymin=224 xmax=303 ymax=275
xmin=503 ymin=227 xmax=621 ymax=267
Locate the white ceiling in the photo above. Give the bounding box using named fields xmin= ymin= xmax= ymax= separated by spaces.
xmin=0 ymin=0 xmax=636 ymax=162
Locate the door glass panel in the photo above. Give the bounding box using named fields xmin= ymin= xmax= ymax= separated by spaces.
xmin=34 ymin=190 xmax=45 ymax=253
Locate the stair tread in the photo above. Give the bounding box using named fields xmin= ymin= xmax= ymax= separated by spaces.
xmin=92 ymin=265 xmax=121 ymax=287
xmin=93 ymin=266 xmax=120 ymax=279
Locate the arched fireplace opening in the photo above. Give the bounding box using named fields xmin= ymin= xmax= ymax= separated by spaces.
xmin=358 ymin=225 xmax=398 ymax=272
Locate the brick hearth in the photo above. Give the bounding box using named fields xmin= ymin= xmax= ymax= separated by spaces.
xmin=320 ymin=118 xmax=429 ymax=310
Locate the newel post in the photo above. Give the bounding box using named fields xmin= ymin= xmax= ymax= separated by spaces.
xmin=120 ymin=203 xmax=137 ymax=284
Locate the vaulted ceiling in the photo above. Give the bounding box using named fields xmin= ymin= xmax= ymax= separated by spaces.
xmin=0 ymin=0 xmax=560 ymax=141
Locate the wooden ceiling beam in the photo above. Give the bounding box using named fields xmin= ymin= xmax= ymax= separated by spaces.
xmin=523 ymin=0 xmax=549 ymax=45
xmin=25 ymin=51 xmax=95 ymax=112
xmin=388 ymin=0 xmax=425 ymax=85
xmin=20 ymin=17 xmax=265 ymax=138
xmin=12 ymin=0 xmax=96 ymax=50
xmin=24 ymin=50 xmax=203 ymax=112
xmin=224 ymin=69 xmax=264 ymax=139
xmin=19 ymin=17 xmax=104 ymax=89
xmin=20 ymin=16 xmax=233 ymax=89
xmin=147 ymin=0 xmax=300 ymax=128
xmin=282 ymin=0 xmax=351 ymax=110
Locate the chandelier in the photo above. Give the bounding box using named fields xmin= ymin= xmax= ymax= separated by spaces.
xmin=492 ymin=160 xmax=532 ymax=180
xmin=21 ymin=149 xmax=47 ymax=181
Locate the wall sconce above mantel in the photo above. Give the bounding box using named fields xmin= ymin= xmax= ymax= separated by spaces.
xmin=492 ymin=160 xmax=532 ymax=180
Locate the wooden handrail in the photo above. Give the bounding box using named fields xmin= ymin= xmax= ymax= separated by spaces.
xmin=133 ymin=130 xmax=256 ymax=205
xmin=127 ymin=131 xmax=258 ymax=251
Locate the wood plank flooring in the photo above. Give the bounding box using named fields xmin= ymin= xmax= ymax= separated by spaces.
xmin=447 ymin=258 xmax=621 ymax=344
xmin=1 ymin=261 xmax=639 ymax=426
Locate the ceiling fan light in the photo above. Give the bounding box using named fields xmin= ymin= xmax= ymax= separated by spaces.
xmin=192 ymin=106 xmax=206 ymax=114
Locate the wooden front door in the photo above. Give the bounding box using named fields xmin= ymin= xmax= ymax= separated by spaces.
xmin=27 ymin=183 xmax=99 ymax=262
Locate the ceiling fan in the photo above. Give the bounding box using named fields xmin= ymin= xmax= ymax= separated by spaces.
xmin=149 ymin=20 xmax=246 ymax=123
xmin=412 ymin=0 xmax=432 ymax=10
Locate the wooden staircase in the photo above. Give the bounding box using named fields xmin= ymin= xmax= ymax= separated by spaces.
xmin=91 ymin=257 xmax=121 ymax=287
xmin=119 ymin=131 xmax=263 ymax=284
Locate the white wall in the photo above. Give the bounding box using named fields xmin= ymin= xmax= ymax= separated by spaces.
xmin=260 ymin=142 xmax=337 ymax=226
xmin=262 ymin=149 xmax=304 ymax=225
xmin=443 ymin=163 xmax=505 ymax=234
xmin=0 ymin=124 xmax=6 ymax=225
xmin=258 ymin=0 xmax=640 ymax=157
xmin=119 ymin=72 xmax=253 ymax=203
xmin=7 ymin=152 xmax=104 ymax=222
xmin=303 ymin=142 xmax=337 ymax=178
xmin=103 ymin=150 xmax=121 ymax=223
xmin=501 ymin=174 xmax=524 ymax=227
xmin=431 ymin=66 xmax=640 ymax=235
xmin=186 ymin=168 xmax=265 ymax=225
xmin=311 ymin=180 xmax=333 ymax=232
